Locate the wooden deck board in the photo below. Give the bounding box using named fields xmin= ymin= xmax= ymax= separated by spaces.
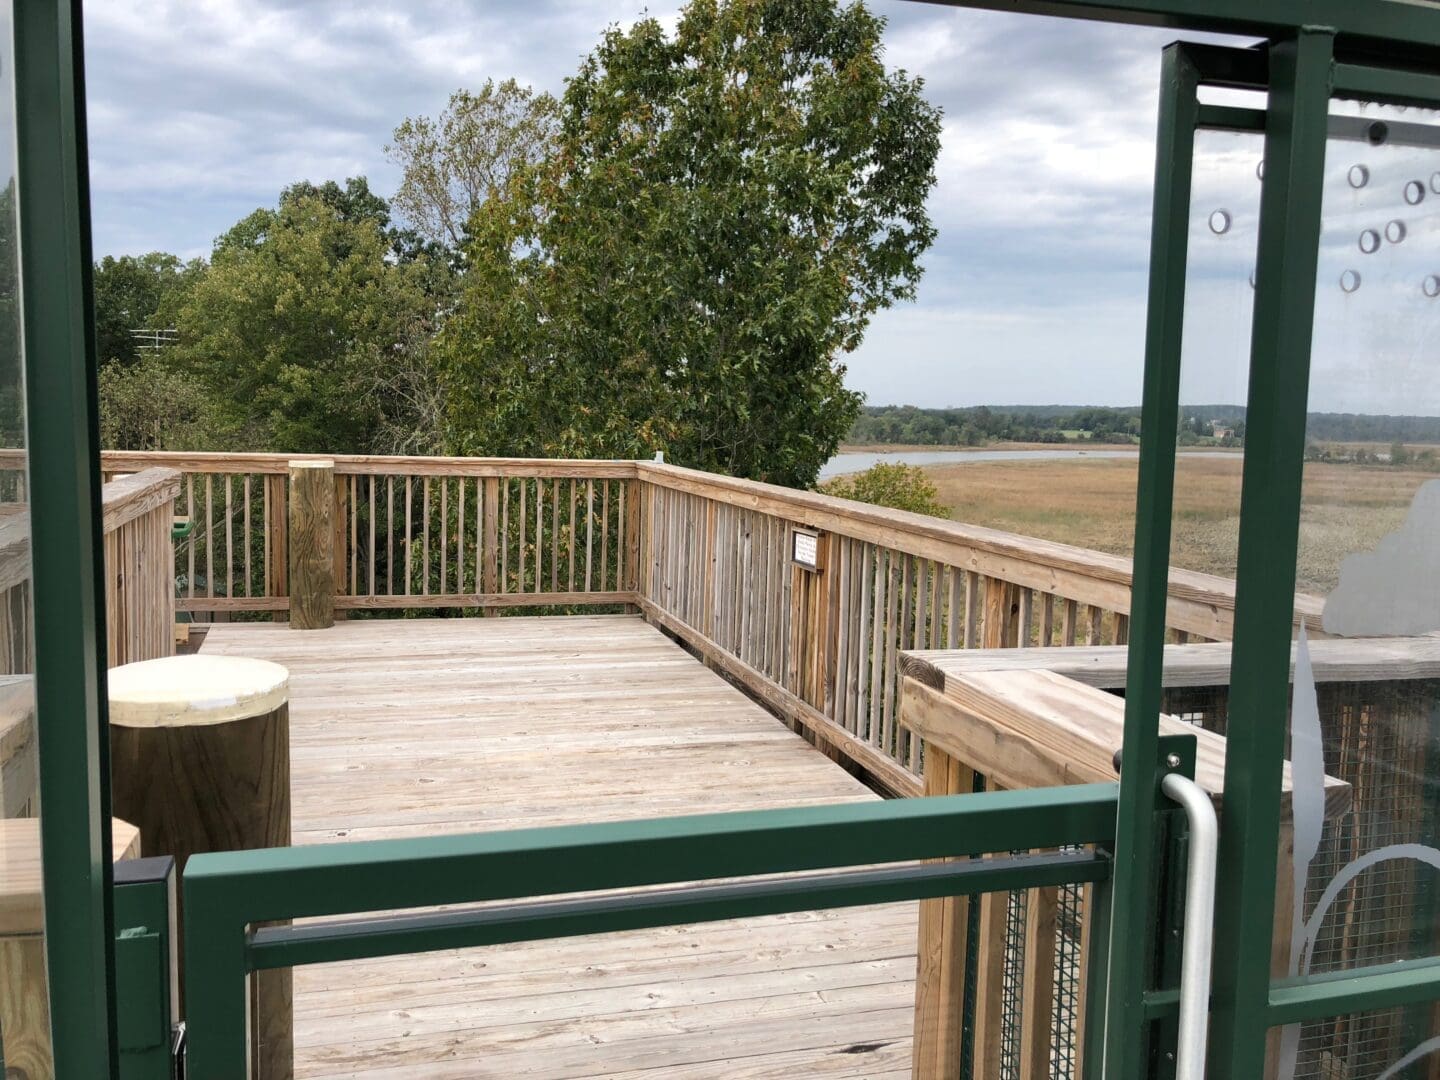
xmin=200 ymin=615 xmax=915 ymax=1078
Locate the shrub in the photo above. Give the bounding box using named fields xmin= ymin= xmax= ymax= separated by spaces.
xmin=819 ymin=462 xmax=951 ymax=519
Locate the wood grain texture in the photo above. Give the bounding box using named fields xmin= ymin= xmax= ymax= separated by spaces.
xmin=288 ymin=461 xmax=335 ymax=630
xmin=903 ymin=637 xmax=1440 ymax=693
xmin=103 ymin=473 xmax=177 ymax=667
xmin=898 ymin=671 xmax=1350 ymax=820
xmin=0 ymin=935 xmax=51 ymax=1080
xmin=910 ymin=749 xmax=970 ymax=1080
xmin=638 ymin=461 xmax=1326 ymax=641
xmin=198 ymin=615 xmax=917 ymax=1079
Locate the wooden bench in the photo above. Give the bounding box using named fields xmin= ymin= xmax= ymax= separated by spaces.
xmin=0 ymin=818 xmax=140 ymax=1080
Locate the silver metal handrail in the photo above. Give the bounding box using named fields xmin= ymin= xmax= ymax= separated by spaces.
xmin=1161 ymin=771 xmax=1220 ymax=1080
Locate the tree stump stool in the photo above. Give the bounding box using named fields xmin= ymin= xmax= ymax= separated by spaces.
xmin=108 ymin=654 xmax=291 ymax=1080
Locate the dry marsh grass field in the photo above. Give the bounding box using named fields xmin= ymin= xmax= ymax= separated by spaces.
xmin=923 ymin=455 xmax=1433 ymax=596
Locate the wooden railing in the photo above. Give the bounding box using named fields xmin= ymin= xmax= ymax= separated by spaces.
xmin=101 ymin=467 xmax=181 ymax=666
xmin=633 ymin=461 xmax=1324 ymax=797
xmin=0 ymin=463 xmax=179 ymax=674
xmin=95 ymin=451 xmax=1329 ymax=797
xmin=100 ymin=453 xmax=638 ymax=618
xmin=0 ymin=467 xmax=179 ymax=824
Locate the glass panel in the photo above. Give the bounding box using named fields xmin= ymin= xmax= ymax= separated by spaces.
xmin=1276 ymin=98 xmax=1440 ymax=1079
xmin=0 ymin=0 xmax=49 ymax=1072
xmin=1172 ymin=125 xmax=1260 ymax=591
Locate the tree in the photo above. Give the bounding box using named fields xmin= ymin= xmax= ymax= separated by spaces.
xmin=437 ymin=0 xmax=942 ymax=488
xmin=0 ymin=180 xmax=20 ymax=448
xmin=386 ymin=81 xmax=559 ymax=251
xmin=168 ymin=181 xmax=446 ymax=453
xmin=97 ymin=354 xmax=233 ymax=450
xmin=820 ymin=462 xmax=949 ymax=518
xmin=92 ymin=251 xmax=202 ymax=366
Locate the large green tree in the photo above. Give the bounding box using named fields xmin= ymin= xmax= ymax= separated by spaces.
xmin=438 ymin=0 xmax=941 ymax=487
xmin=169 ymin=178 xmax=447 ymax=453
xmin=386 ymin=81 xmax=559 ymax=253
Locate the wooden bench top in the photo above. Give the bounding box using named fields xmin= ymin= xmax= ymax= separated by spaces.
xmin=901 ymin=636 xmax=1440 ymax=694
xmin=0 ymin=675 xmax=33 ymax=768
xmin=0 ymin=818 xmax=140 ymax=936
xmin=900 ymin=666 xmax=1351 ymax=821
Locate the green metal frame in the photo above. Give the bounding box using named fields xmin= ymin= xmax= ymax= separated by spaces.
xmin=12 ymin=1 xmax=118 ymax=1076
xmin=1105 ymin=39 xmax=1202 ymax=1076
xmin=183 ymin=784 xmax=1119 ymax=1075
xmin=1210 ymin=30 xmax=1335 ymax=1077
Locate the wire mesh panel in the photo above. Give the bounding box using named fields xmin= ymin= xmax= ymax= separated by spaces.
xmin=1131 ymin=677 xmax=1440 ymax=1078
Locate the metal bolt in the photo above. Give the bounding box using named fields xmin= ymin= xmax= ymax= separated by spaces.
xmin=1166 ymin=752 xmax=1182 ymax=769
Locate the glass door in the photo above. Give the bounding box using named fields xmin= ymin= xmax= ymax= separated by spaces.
xmin=1123 ymin=35 xmax=1440 ymax=1080
xmin=0 ymin=1 xmax=49 ymax=1073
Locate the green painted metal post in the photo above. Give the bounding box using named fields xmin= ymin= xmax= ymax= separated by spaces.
xmin=1208 ymin=28 xmax=1335 ymax=1078
xmin=183 ymin=876 xmax=251 ymax=1080
xmin=12 ymin=0 xmax=119 ymax=1075
xmin=1103 ymin=41 xmax=1199 ymax=1078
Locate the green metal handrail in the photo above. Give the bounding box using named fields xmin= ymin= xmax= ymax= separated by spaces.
xmin=183 ymin=783 xmax=1120 ymax=1077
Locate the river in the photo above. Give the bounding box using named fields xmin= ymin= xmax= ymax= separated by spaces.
xmin=817 ymin=447 xmax=1239 ymax=479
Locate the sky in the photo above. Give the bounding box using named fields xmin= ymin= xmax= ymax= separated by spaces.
xmin=80 ymin=1 xmax=1440 ymax=414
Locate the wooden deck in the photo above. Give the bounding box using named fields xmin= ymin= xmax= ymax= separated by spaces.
xmin=199 ymin=615 xmax=915 ymax=1078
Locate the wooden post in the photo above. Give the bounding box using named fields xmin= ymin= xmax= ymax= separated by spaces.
xmin=265 ymin=474 xmax=288 ymax=618
xmin=108 ymin=655 xmax=292 ymax=1080
xmin=331 ymin=472 xmax=349 ymax=621
xmin=287 ymin=461 xmax=334 ymax=629
xmin=482 ymin=477 xmax=499 ymax=614
xmin=911 ymin=747 xmax=972 ymax=1080
xmin=1018 ymin=886 xmax=1058 ymax=1077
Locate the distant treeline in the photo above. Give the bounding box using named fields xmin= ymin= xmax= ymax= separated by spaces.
xmin=848 ymin=404 xmax=1440 ymax=447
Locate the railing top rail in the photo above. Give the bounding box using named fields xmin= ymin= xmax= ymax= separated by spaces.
xmin=97 ymin=450 xmax=642 ymax=479
xmin=639 ymin=461 xmax=1326 ymax=629
xmin=901 ymin=636 xmax=1440 ymax=693
xmin=0 ymin=465 xmax=180 ymax=593
xmin=100 ymin=467 xmax=182 ymax=533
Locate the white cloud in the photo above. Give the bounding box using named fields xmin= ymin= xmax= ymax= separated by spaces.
xmin=84 ymin=0 xmax=1274 ymax=405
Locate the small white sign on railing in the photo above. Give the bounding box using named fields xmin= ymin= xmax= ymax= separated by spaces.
xmin=791 ymin=528 xmax=823 ymax=572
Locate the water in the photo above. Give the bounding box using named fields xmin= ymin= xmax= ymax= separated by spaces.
xmin=817 ymin=447 xmax=1238 ymax=479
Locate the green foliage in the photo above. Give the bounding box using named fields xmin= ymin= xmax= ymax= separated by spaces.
xmin=92 ymin=251 xmax=202 ymax=367
xmin=167 ymin=180 xmax=450 ymax=453
xmin=848 ymin=404 xmax=1143 ymax=446
xmin=97 ymin=353 xmax=236 ymax=450
xmin=0 ymin=180 xmax=20 ymax=448
xmin=387 ymin=80 xmax=560 ymax=252
xmin=437 ymin=0 xmax=941 ymax=488
xmin=819 ymin=462 xmax=949 ymax=518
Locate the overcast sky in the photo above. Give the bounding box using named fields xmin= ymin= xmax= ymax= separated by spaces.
xmin=81 ymin=2 xmax=1440 ymax=414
